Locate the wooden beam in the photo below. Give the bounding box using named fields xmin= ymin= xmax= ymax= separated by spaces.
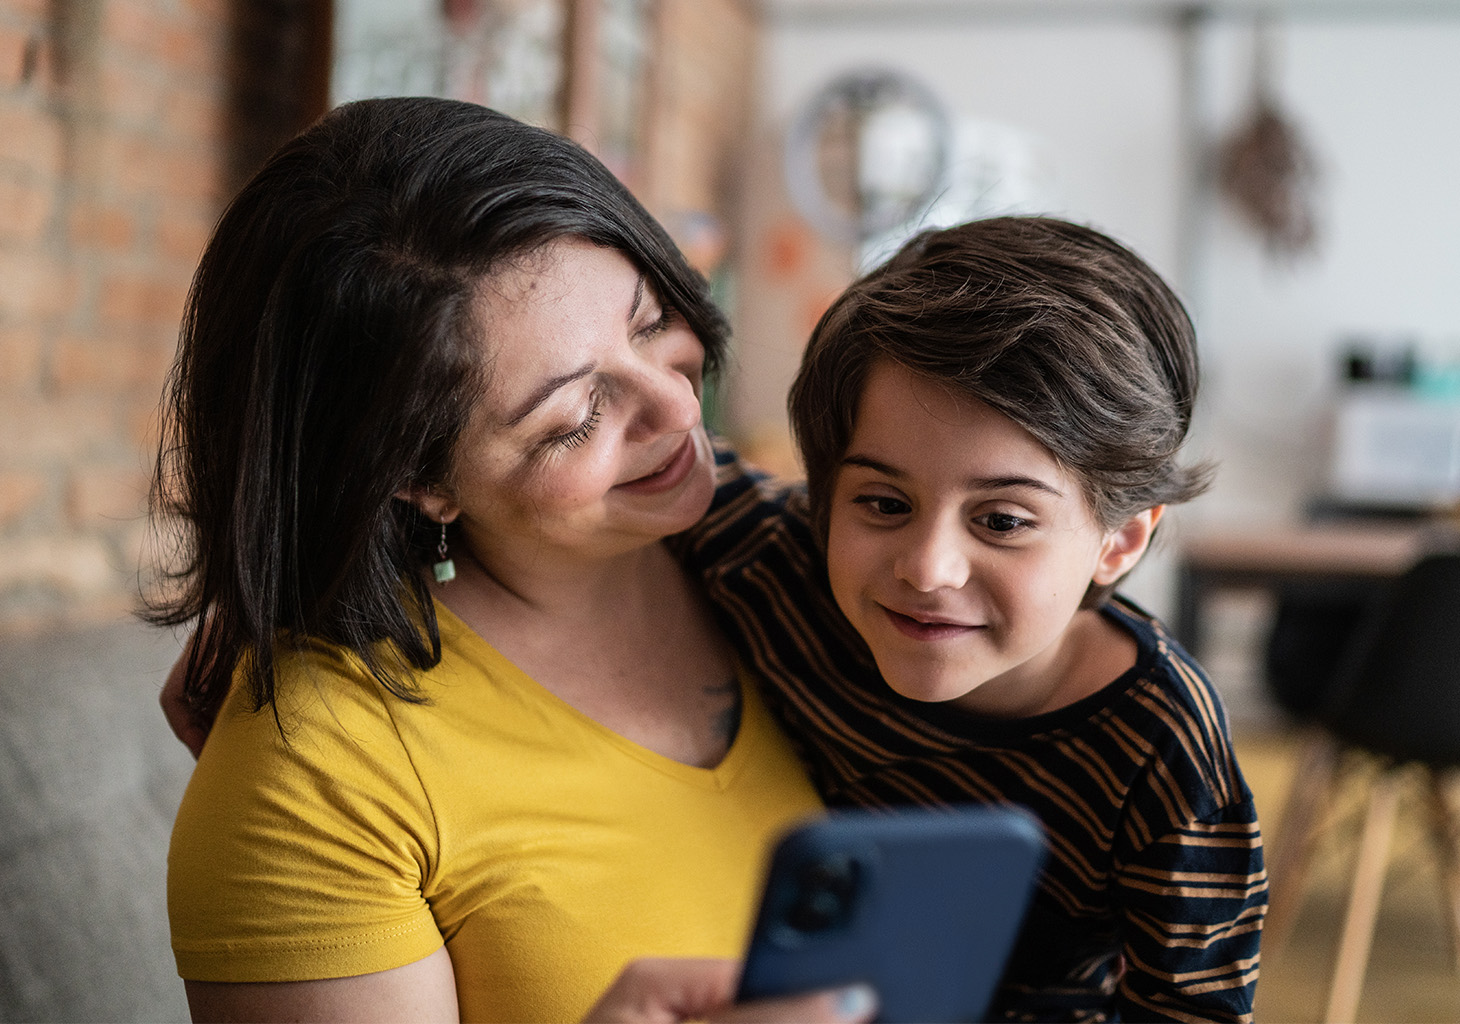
xmin=560 ymin=0 xmax=603 ymax=152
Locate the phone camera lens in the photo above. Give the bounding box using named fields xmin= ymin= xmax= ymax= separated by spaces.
xmin=786 ymin=856 xmax=860 ymax=933
xmin=787 ymin=889 xmax=843 ymax=931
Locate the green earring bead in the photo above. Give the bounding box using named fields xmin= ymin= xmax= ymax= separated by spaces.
xmin=433 ymin=518 xmax=456 ymax=584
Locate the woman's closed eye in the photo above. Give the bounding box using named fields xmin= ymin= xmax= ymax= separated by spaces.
xmin=550 ymin=402 xmax=602 ymax=451
xmin=634 ymin=301 xmax=677 ymax=341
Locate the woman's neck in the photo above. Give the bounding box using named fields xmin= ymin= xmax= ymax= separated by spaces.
xmin=428 ymin=537 xmax=739 ymax=770
xmin=436 ymin=538 xmax=675 ymax=628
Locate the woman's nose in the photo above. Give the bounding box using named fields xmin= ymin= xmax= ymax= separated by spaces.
xmin=626 ymin=359 xmax=702 ymax=439
xmin=894 ymin=519 xmax=971 ymax=593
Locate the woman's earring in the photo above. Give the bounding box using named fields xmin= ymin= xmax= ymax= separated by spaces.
xmin=433 ymin=517 xmax=456 ymax=584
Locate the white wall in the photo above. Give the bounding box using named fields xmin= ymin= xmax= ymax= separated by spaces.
xmin=749 ymin=2 xmax=1460 ymax=618
xmin=1194 ymin=17 xmax=1460 ymax=524
xmin=761 ymin=15 xmax=1189 ymax=273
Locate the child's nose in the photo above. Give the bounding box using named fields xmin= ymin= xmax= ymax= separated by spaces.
xmin=894 ymin=519 xmax=971 ymax=592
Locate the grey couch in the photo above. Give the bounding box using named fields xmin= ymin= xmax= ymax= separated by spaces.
xmin=1 ymin=620 xmax=192 ymax=1023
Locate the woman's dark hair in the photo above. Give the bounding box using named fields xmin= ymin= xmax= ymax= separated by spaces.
xmin=146 ymin=96 xmax=728 ymax=724
xmin=788 ymin=215 xmax=1213 ymax=608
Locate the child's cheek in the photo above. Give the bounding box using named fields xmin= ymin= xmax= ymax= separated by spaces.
xmin=824 ymin=516 xmax=866 ymax=620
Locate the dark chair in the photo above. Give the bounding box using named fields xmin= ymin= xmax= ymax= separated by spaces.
xmin=1261 ymin=552 xmax=1460 ymax=1024
xmin=1263 ymin=586 xmax=1378 ymax=718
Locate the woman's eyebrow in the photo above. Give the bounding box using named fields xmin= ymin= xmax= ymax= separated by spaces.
xmin=628 ymin=272 xmax=646 ymax=320
xmin=503 ymin=272 xmax=649 ymax=428
xmin=503 ymin=364 xmax=594 ymax=427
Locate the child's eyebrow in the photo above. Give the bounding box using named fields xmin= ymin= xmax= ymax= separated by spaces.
xmin=973 ymin=476 xmax=1066 ymax=498
xmin=841 ymin=454 xmax=906 ymax=479
xmin=841 ymin=454 xmax=1065 ymax=497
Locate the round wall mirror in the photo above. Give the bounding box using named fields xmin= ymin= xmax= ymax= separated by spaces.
xmin=784 ymin=69 xmax=952 ymax=244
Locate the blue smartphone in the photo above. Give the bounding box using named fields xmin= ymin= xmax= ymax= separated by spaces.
xmin=736 ymin=805 xmax=1044 ymax=1024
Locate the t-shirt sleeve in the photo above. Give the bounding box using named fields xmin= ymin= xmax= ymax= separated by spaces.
xmin=167 ymin=651 xmax=444 ymax=983
xmin=1115 ymin=799 xmax=1267 ymax=1023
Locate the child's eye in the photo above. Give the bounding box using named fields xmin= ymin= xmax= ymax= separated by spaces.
xmin=851 ymin=494 xmax=911 ymax=517
xmin=551 ymin=404 xmax=601 ymax=451
xmin=976 ymin=512 xmax=1031 ymax=534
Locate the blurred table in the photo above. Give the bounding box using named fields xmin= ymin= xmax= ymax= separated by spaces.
xmin=1172 ymin=520 xmax=1459 ymax=659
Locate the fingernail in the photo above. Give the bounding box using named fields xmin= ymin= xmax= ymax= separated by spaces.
xmin=835 ymin=983 xmax=877 ymax=1020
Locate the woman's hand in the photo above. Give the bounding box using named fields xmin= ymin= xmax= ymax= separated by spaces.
xmin=582 ymin=958 xmax=877 ymax=1023
xmin=161 ymin=634 xmax=209 ymax=759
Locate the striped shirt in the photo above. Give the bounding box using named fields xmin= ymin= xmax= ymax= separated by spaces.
xmin=675 ymin=446 xmax=1267 ymax=1023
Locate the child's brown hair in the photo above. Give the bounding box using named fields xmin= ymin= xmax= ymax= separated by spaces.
xmin=788 ymin=215 xmax=1213 ymax=608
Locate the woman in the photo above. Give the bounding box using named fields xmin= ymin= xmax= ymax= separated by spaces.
xmin=151 ymin=96 xmax=871 ymax=1024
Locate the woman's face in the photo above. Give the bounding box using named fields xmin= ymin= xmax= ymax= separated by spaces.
xmin=441 ymin=238 xmax=715 ymax=574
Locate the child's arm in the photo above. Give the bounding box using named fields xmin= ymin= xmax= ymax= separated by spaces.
xmin=668 ymin=438 xmax=804 ymax=569
xmin=1115 ymin=796 xmax=1267 ymax=1022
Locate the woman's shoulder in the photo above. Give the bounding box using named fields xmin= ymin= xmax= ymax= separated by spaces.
xmin=169 ymin=636 xmax=444 ymax=984
xmin=200 ymin=617 xmax=529 ymax=767
xmin=181 ymin=643 xmax=433 ymax=840
xmin=212 ymin=638 xmax=407 ymax=743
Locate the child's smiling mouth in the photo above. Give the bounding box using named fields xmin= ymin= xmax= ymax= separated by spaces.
xmin=880 ymin=605 xmax=982 ymax=641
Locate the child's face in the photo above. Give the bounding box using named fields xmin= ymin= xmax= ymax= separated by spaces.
xmin=825 ymin=360 xmax=1158 ymax=717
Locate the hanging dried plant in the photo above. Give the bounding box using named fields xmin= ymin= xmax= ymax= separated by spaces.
xmin=1217 ymin=20 xmax=1321 ymax=259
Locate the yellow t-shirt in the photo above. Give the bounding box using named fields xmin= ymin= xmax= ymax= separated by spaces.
xmin=168 ymin=602 xmax=822 ymax=1023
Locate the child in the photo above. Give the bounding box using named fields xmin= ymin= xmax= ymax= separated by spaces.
xmin=682 ymin=217 xmax=1266 ymax=1023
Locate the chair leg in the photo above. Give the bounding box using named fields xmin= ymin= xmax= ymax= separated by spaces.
xmin=1424 ymin=770 xmax=1460 ymax=975
xmin=1263 ymin=729 xmax=1341 ymax=962
xmin=1325 ymin=770 xmax=1404 ymax=1024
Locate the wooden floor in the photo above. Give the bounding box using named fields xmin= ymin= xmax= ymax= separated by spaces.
xmin=1236 ymin=725 xmax=1460 ymax=1023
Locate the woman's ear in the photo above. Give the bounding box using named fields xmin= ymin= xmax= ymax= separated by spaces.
xmin=394 ymin=486 xmax=460 ymax=525
xmin=1092 ymin=505 xmax=1165 ymax=586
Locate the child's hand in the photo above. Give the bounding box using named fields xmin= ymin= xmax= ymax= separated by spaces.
xmin=160 ymin=633 xmax=209 ymax=759
xmin=582 ymin=958 xmax=877 ymax=1023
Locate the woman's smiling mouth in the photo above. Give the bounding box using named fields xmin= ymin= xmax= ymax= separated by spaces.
xmin=615 ymin=434 xmax=697 ymax=495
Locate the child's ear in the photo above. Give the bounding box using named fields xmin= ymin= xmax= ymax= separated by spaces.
xmin=394 ymin=485 xmax=460 ymax=525
xmin=1091 ymin=505 xmax=1165 ymax=586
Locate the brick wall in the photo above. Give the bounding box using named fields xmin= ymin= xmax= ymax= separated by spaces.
xmin=0 ymin=0 xmax=230 ymax=628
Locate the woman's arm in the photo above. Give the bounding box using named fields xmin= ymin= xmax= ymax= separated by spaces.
xmin=183 ymin=947 xmax=459 ymax=1023
xmin=184 ymin=952 xmax=876 ymax=1024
